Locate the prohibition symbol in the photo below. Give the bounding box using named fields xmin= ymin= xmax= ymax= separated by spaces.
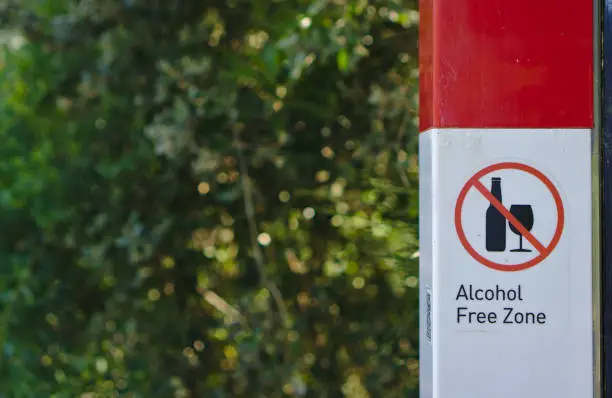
xmin=454 ymin=162 xmax=564 ymax=272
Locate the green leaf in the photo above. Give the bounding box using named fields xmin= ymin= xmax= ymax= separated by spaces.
xmin=337 ymin=48 xmax=349 ymax=72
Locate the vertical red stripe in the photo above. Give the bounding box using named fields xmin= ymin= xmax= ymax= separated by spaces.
xmin=419 ymin=0 xmax=593 ymax=131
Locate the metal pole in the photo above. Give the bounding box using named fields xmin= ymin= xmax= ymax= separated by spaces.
xmin=599 ymin=0 xmax=612 ymax=395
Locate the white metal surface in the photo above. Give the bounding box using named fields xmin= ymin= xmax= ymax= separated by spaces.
xmin=419 ymin=128 xmax=593 ymax=398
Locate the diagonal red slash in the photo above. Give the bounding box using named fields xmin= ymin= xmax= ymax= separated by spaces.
xmin=472 ymin=180 xmax=546 ymax=253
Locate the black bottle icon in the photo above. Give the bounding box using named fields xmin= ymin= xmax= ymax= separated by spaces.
xmin=485 ymin=177 xmax=506 ymax=252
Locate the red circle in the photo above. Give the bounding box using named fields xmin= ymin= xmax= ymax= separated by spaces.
xmin=454 ymin=162 xmax=564 ymax=272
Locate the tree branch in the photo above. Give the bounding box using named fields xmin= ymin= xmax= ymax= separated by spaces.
xmin=233 ymin=125 xmax=289 ymax=329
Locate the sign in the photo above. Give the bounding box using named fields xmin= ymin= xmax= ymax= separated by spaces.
xmin=454 ymin=162 xmax=564 ymax=271
xmin=419 ymin=129 xmax=593 ymax=398
xmin=419 ymin=0 xmax=595 ymax=396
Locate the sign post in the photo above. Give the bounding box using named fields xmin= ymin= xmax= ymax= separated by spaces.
xmin=419 ymin=0 xmax=600 ymax=397
xmin=601 ymin=0 xmax=612 ymax=395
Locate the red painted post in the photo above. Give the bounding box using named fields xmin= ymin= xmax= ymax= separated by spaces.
xmin=419 ymin=0 xmax=593 ymax=130
xmin=419 ymin=0 xmax=598 ymax=397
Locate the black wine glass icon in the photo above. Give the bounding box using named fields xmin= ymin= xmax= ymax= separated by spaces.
xmin=509 ymin=205 xmax=534 ymax=252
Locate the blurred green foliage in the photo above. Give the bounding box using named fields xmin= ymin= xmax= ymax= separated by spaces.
xmin=0 ymin=0 xmax=419 ymax=396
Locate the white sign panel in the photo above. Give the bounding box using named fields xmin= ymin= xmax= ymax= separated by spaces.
xmin=419 ymin=129 xmax=593 ymax=398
